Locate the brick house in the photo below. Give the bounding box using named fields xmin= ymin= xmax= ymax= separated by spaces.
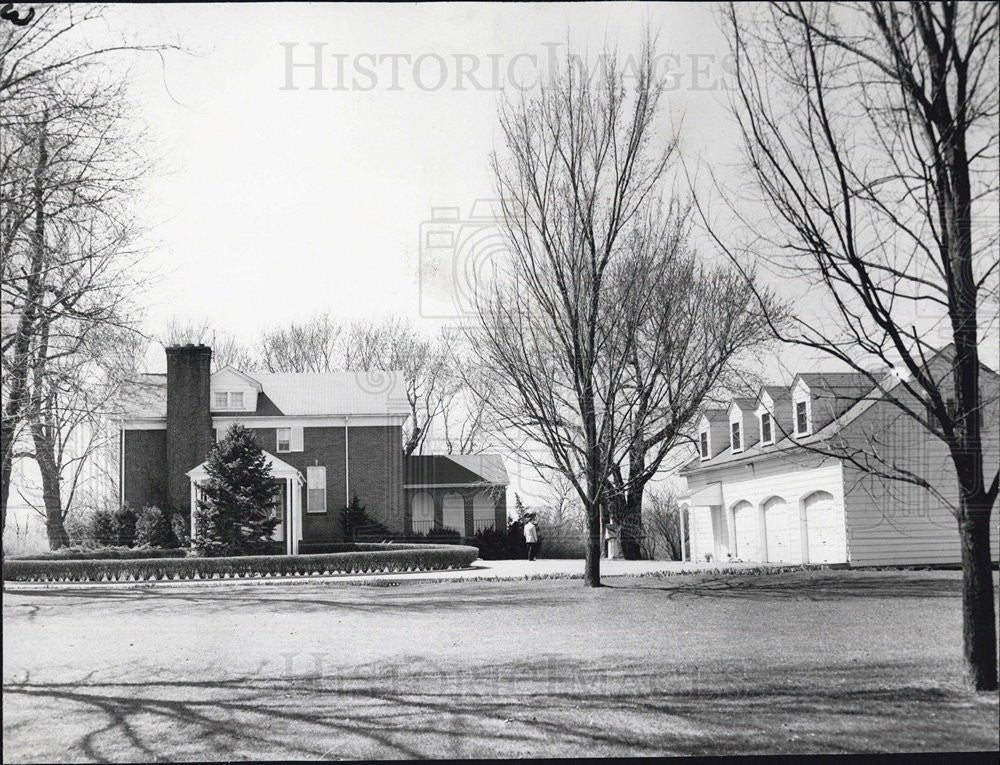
xmin=120 ymin=344 xmax=508 ymax=553
xmin=679 ymin=346 xmax=999 ymax=566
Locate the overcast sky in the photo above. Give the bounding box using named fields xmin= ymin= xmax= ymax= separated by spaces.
xmin=100 ymin=4 xmax=769 ymax=356
xmin=74 ymin=0 xmax=992 ymax=385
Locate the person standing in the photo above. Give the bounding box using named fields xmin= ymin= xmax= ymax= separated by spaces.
xmin=523 ymin=514 xmax=538 ymax=561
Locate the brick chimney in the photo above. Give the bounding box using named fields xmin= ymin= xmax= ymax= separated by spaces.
xmin=166 ymin=344 xmax=213 ymax=512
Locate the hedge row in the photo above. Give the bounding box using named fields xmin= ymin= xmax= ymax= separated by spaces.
xmin=12 ymin=546 xmax=188 ymax=561
xmin=3 ymin=545 xmax=479 ymax=583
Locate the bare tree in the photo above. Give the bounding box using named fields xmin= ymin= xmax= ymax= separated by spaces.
xmin=253 ymin=314 xmax=457 ymax=456
xmin=471 ymin=40 xmax=674 ymax=587
xmin=162 ymin=319 xmax=256 ymax=372
xmin=714 ymin=1 xmax=999 ymax=689
xmin=643 ymin=488 xmax=689 ymax=561
xmin=438 ymin=332 xmax=496 ymax=455
xmin=258 ymin=314 xmax=343 ymax=373
xmin=2 ymin=36 xmax=151 ymax=544
xmin=605 ymin=214 xmax=779 ymax=559
xmin=344 ymin=317 xmax=450 ymax=455
xmin=18 ymin=328 xmax=143 ymax=546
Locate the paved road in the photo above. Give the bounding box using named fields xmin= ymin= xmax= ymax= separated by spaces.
xmin=3 ymin=569 xmax=997 ymax=760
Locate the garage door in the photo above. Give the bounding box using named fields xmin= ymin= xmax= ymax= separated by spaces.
xmin=442 ymin=493 xmax=466 ymax=534
xmin=763 ymin=496 xmax=791 ymax=562
xmin=804 ymin=491 xmax=845 ymax=563
xmin=732 ymin=501 xmax=758 ymax=560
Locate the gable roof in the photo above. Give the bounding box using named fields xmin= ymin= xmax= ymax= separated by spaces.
xmin=758 ymin=385 xmax=790 ymax=405
xmin=121 ymin=370 xmax=409 ymax=419
xmin=793 ymin=372 xmax=876 ymax=432
xmin=405 ymin=454 xmax=508 ymax=487
xmin=682 ymin=343 xmax=999 ymax=477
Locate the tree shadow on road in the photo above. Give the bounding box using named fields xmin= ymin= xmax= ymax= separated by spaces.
xmin=3 ymin=656 xmax=997 ymax=761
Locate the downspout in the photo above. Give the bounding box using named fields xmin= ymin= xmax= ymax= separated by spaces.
xmin=344 ymin=415 xmax=350 ymax=506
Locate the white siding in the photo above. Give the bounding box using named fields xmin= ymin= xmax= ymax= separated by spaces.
xmin=691 ymin=506 xmax=714 ymax=562
xmin=685 ymin=454 xmax=846 ymax=564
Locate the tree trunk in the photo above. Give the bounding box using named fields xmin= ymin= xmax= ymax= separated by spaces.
xmin=584 ymin=497 xmax=602 ymax=587
xmin=33 ymin=427 xmax=69 ymax=550
xmin=618 ymin=488 xmax=645 ymax=560
xmin=958 ymin=508 xmax=998 ymax=691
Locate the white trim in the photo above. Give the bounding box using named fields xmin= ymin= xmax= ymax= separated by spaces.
xmin=212 ymin=414 xmax=408 ymax=428
xmin=276 ymin=427 xmax=292 ymax=453
xmin=730 ymin=421 xmax=743 ymax=453
xmin=306 ymin=465 xmax=327 ymax=514
xmin=125 ymin=414 xmax=408 ymax=429
xmin=403 ymin=482 xmax=507 ymax=489
xmin=345 ymin=415 xmax=350 ymax=505
xmin=213 ymin=365 xmax=263 ymax=391
xmin=759 ymin=411 xmax=774 ymax=446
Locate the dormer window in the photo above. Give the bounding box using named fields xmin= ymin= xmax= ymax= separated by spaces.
xmin=760 ymin=412 xmax=773 ymax=444
xmin=731 ymin=421 xmax=742 ymax=452
xmin=699 ymin=431 xmax=710 ymax=459
xmin=214 ymin=391 xmax=245 ymax=410
xmin=795 ymin=400 xmax=808 ymax=434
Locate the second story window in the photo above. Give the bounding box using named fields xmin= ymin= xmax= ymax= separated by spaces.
xmin=761 ymin=412 xmax=772 ymax=444
xmin=731 ymin=421 xmax=741 ymax=451
xmin=795 ymin=401 xmax=808 ymax=434
xmin=214 ymin=391 xmax=245 ymax=410
xmin=699 ymin=431 xmax=709 ymax=459
xmin=276 ymin=428 xmax=291 ymax=452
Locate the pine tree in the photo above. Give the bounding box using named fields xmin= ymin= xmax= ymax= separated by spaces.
xmin=192 ymin=424 xmax=279 ymax=557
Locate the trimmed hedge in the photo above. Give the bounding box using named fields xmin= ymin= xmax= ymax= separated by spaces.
xmin=11 ymin=546 xmax=189 ymax=561
xmin=3 ymin=544 xmax=479 ymax=583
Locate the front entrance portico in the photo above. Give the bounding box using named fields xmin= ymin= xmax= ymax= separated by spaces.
xmin=186 ymin=451 xmax=304 ymax=555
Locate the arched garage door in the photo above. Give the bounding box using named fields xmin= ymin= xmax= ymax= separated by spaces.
xmin=411 ymin=492 xmax=434 ymax=533
xmin=804 ymin=491 xmax=845 ymax=563
xmin=442 ymin=493 xmax=466 ymax=534
xmin=473 ymin=492 xmax=495 ymax=533
xmin=763 ymin=496 xmax=791 ymax=562
xmin=731 ymin=500 xmax=758 ymax=560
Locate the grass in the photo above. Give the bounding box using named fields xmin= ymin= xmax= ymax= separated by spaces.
xmin=3 ymin=569 xmax=998 ymax=760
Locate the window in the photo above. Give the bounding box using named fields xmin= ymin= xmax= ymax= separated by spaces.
xmin=731 ymin=421 xmax=741 ymax=451
xmin=213 ymin=391 xmax=246 ymax=410
xmin=795 ymin=401 xmax=808 ymax=434
xmin=276 ymin=428 xmax=291 ymax=453
xmin=699 ymin=431 xmax=710 ymax=459
xmin=761 ymin=412 xmax=772 ymax=444
xmin=307 ymin=466 xmax=326 ymax=513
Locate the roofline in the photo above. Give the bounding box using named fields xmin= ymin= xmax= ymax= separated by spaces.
xmin=403 ymin=482 xmax=509 ymax=489
xmin=123 ymin=412 xmax=410 ymax=424
xmin=214 ymin=365 xmax=263 ymax=391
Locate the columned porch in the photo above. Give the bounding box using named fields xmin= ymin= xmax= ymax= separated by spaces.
xmin=186 ymin=451 xmax=305 ymax=555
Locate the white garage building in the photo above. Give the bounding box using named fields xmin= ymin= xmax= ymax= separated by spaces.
xmin=679 ymin=359 xmax=999 ymax=567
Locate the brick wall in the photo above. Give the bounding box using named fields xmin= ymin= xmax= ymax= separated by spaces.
xmin=244 ymin=424 xmax=404 ymax=543
xmin=123 ymin=429 xmax=168 ymax=510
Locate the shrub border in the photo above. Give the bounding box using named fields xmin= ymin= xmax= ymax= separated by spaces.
xmin=2 ymin=544 xmax=479 ymax=583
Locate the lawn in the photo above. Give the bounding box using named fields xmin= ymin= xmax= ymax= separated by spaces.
xmin=3 ymin=569 xmax=998 ymax=760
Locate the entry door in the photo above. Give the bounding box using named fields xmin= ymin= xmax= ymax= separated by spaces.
xmin=271 ymin=482 xmax=286 ymax=542
xmin=804 ymin=492 xmax=845 ymax=563
xmin=763 ymin=497 xmax=790 ymax=562
xmin=732 ymin=501 xmax=758 ymax=560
